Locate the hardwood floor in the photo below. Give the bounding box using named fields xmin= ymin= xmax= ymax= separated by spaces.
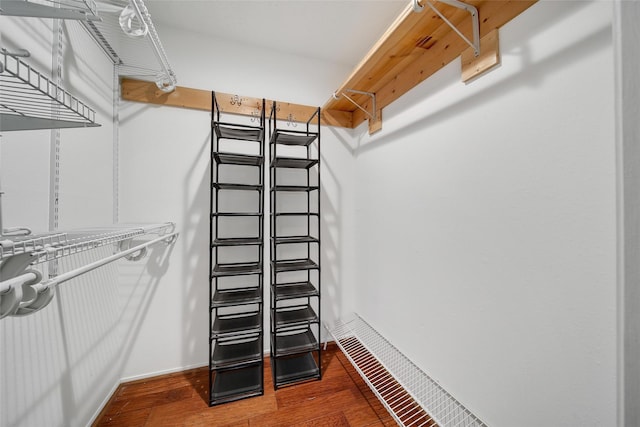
xmin=94 ymin=345 xmax=397 ymax=426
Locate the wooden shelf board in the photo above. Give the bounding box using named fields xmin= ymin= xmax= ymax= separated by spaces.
xmin=121 ymin=78 xmax=211 ymax=110
xmin=329 ymin=2 xmax=470 ymax=113
xmin=323 ymin=0 xmax=537 ymax=130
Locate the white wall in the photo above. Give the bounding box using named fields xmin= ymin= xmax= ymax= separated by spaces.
xmin=117 ymin=23 xmax=358 ymax=379
xmin=2 ymin=2 xmax=624 ymax=426
xmin=352 ymin=1 xmax=617 ymax=426
xmin=0 ymin=15 xmax=123 ymax=427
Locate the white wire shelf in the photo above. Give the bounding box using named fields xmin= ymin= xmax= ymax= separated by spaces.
xmin=0 ymin=49 xmax=100 ymax=131
xmin=0 ymin=0 xmax=100 ymax=21
xmin=0 ymin=222 xmax=178 ymax=318
xmin=0 ymin=222 xmax=174 ymax=263
xmin=328 ymin=314 xmax=488 ymax=427
xmin=83 ymin=0 xmax=176 ymax=92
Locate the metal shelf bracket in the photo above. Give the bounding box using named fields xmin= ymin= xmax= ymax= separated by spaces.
xmin=333 ymin=89 xmax=377 ymax=122
xmin=414 ymin=0 xmax=480 ymax=57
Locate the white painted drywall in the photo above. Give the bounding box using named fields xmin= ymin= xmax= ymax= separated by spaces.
xmin=352 ymin=1 xmax=617 ymax=426
xmin=1 ymin=2 xmax=625 ymax=426
xmin=0 ymin=15 xmax=121 ymax=427
xmin=116 ymin=23 xmax=358 ymax=379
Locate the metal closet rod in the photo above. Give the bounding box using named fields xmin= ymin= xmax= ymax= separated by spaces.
xmin=0 ymin=231 xmax=179 ymax=318
xmin=50 ymin=231 xmax=177 ymax=289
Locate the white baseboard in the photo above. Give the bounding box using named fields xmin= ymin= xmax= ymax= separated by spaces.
xmin=120 ymin=362 xmax=209 ymax=383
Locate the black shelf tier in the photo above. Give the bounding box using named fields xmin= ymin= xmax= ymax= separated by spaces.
xmin=212 ymin=212 xmax=263 ymax=217
xmin=213 ymin=262 xmax=262 ymax=277
xmin=214 ymin=123 xmax=264 ymax=142
xmin=213 ymin=237 xmax=263 ymax=247
xmin=274 ymin=305 xmax=318 ymax=328
xmin=273 ymin=258 xmax=319 ymax=273
xmin=212 ymin=288 xmax=262 ymax=307
xmin=272 ymin=212 xmax=319 ymax=217
xmin=213 ymin=183 xmax=262 ymax=191
xmin=210 ymin=364 xmax=263 ymax=405
xmin=212 ymin=337 xmax=262 ymax=368
xmin=212 ymin=312 xmax=262 ymax=337
xmin=271 ymin=130 xmax=318 ymax=146
xmin=273 ymin=236 xmax=319 ymax=245
xmin=273 ymin=282 xmax=318 ymax=300
xmin=214 ymin=152 xmax=263 ymax=166
xmin=273 ymin=353 xmax=320 ymax=387
xmin=272 ymin=157 xmax=318 ymax=169
xmin=271 ymin=185 xmax=319 ymax=192
xmin=273 ymin=329 xmax=319 ymax=357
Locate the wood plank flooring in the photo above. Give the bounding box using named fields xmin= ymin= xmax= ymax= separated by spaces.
xmin=94 ymin=345 xmax=397 ymax=427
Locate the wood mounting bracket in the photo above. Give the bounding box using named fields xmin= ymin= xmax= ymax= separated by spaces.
xmin=461 ymin=29 xmax=500 ymax=83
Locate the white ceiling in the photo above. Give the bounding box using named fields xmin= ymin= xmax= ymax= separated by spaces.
xmin=146 ymin=0 xmax=407 ymax=68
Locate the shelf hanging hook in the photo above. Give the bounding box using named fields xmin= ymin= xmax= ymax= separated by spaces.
xmin=230 ymin=95 xmax=242 ymax=107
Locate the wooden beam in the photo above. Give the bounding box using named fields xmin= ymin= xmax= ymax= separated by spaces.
xmin=120 ymin=78 xmax=335 ymax=126
xmin=461 ymin=28 xmax=500 ymax=82
xmin=121 ymin=78 xmax=211 ymax=110
xmin=215 ymin=92 xmax=264 ymax=116
xmin=321 ymin=109 xmax=353 ymax=128
xmin=268 ymin=101 xmax=319 ymax=125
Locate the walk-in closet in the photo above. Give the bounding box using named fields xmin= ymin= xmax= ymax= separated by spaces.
xmin=1 ymin=0 xmax=638 ymax=426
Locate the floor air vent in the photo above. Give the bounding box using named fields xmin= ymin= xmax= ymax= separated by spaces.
xmin=328 ymin=314 xmax=488 ymax=427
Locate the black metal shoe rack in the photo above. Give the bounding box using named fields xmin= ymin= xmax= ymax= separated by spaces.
xmin=269 ymin=102 xmax=322 ymax=389
xmin=209 ymin=92 xmax=266 ymax=405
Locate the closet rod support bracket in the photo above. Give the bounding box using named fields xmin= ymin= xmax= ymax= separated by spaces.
xmin=415 ymin=0 xmax=480 ymax=57
xmin=333 ymin=89 xmax=377 ymax=122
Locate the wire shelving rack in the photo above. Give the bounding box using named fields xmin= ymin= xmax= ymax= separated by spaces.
xmin=328 ymin=314 xmax=488 ymax=427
